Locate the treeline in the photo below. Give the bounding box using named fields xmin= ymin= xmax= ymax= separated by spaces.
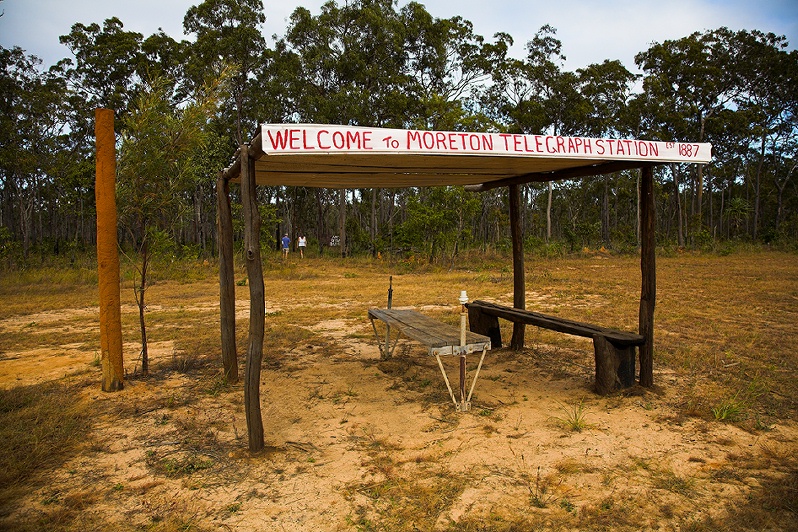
xmin=1 ymin=0 xmax=796 ymax=267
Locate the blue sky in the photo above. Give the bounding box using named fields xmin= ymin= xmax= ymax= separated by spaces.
xmin=1 ymin=0 xmax=796 ymax=73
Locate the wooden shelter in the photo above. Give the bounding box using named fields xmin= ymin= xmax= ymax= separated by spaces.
xmin=218 ymin=123 xmax=712 ymax=451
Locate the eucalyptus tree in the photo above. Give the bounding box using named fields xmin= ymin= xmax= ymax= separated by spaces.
xmin=397 ymin=185 xmax=481 ymax=263
xmin=116 ymin=77 xmax=224 ymax=374
xmin=486 ymin=25 xmax=586 ymax=242
xmin=702 ymin=106 xmax=758 ymax=237
xmin=487 ymin=25 xmax=565 ymax=136
xmin=59 ymin=17 xmax=146 ymax=120
xmin=141 ymin=31 xmax=192 ymax=103
xmin=625 ymin=86 xmax=693 ymax=245
xmin=400 ymin=1 xmax=501 ymax=131
xmin=577 ymin=60 xmax=637 ymax=246
xmin=277 ymin=0 xmax=414 ymax=256
xmin=54 ymin=19 xmax=149 ymax=258
xmin=0 ymin=47 xmax=71 ymax=258
xmin=57 ymin=19 xmax=221 ymax=255
xmin=45 ymin=69 xmax=99 ymax=256
xmin=183 ymin=0 xmax=268 ymax=146
xmin=277 ymin=0 xmax=412 ymax=126
xmin=731 ymin=30 xmax=797 ymax=239
xmin=635 ymin=28 xmax=744 ymax=231
xmin=140 ymin=30 xmax=227 ymax=252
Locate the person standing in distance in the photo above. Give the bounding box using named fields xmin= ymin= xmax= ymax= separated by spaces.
xmin=282 ymin=233 xmax=290 ymax=259
xmin=298 ymin=234 xmax=307 ymax=258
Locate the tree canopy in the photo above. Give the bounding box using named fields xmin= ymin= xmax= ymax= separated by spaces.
xmin=1 ymin=0 xmax=796 ymax=266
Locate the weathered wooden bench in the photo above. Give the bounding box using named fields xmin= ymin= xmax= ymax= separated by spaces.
xmin=368 ymin=308 xmax=492 ymax=411
xmin=466 ymin=300 xmax=644 ymax=395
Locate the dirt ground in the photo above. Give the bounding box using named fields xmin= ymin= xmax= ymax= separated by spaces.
xmin=1 ymin=258 xmax=797 ymax=531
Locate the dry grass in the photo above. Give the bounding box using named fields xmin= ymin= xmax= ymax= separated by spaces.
xmin=0 ymin=379 xmax=93 ymax=515
xmin=0 ymin=249 xmax=797 ymax=531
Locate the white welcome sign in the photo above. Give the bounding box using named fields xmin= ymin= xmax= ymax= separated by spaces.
xmin=261 ymin=124 xmax=712 ymax=164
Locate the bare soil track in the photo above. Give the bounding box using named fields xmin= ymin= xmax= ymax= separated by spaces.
xmin=1 ymin=252 xmax=796 ymax=531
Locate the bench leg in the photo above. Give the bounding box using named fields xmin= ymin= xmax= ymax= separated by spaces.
xmin=593 ymin=335 xmax=637 ymax=395
xmin=435 ymin=354 xmax=460 ymax=410
xmin=435 ymin=351 xmax=487 ymax=412
xmin=370 ymin=318 xmax=400 ymax=359
xmin=466 ymin=347 xmax=488 ymax=405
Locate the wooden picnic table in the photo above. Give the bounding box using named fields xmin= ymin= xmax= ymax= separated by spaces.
xmin=368 ymin=308 xmax=491 ymax=356
xmin=368 ymin=308 xmax=491 ymax=411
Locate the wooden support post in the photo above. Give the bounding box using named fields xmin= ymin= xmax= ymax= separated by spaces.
xmin=95 ymin=108 xmax=124 ymax=392
xmin=468 ymin=305 xmax=502 ymax=347
xmin=639 ymin=166 xmax=656 ymax=387
xmin=594 ymin=336 xmax=636 ymax=395
xmin=241 ymin=145 xmax=265 ymax=452
xmin=382 ymin=276 xmax=393 ymax=360
xmin=217 ymin=172 xmax=238 ymax=384
xmin=459 ymin=294 xmax=468 ymax=410
xmin=509 ymin=184 xmax=525 ymax=350
xmin=459 ymin=356 xmax=466 ymax=407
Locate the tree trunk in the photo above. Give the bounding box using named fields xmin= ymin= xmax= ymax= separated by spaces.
xmin=339 ymin=188 xmax=346 ymax=258
xmin=546 ymin=181 xmax=553 ymax=242
xmin=753 ymin=134 xmax=766 ymax=240
xmin=707 ymin=168 xmax=714 ymax=238
xmin=315 ymin=188 xmax=326 ymax=255
xmin=136 ymin=237 xmax=149 ymax=375
xmin=775 ymin=163 xmax=796 ymax=232
xmin=370 ymin=188 xmax=378 ymax=257
xmin=671 ymin=164 xmax=684 ymax=247
xmin=194 ymin=182 xmax=203 ymax=251
xmin=636 ymin=173 xmax=641 ymax=244
xmin=696 ymin=113 xmax=707 ymax=225
xmin=602 ymin=174 xmax=610 ymax=246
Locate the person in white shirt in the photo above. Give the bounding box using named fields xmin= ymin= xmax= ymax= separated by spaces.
xmin=298 ymin=234 xmax=307 ymax=258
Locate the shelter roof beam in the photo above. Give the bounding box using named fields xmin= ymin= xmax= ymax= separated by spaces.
xmin=464 ymin=161 xmax=658 ymax=192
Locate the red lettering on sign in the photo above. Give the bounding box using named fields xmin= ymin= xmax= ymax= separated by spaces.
xmin=332 ymin=131 xmax=345 ymax=149
xmin=317 ymin=129 xmax=331 ymax=149
xmin=266 ymin=129 xmax=290 ymax=150
xmin=289 ymin=129 xmax=301 ymax=149
xmin=523 ymin=136 xmax=535 ymax=153
xmin=434 ymin=132 xmax=445 ymax=149
xmin=344 ymin=130 xmax=371 ymax=149
xmin=263 ymin=127 xmax=686 ymax=160
xmin=423 ymin=131 xmax=435 ymax=149
xmin=302 ymin=129 xmax=315 ymax=149
xmin=407 ymin=131 xmax=421 ymax=149
xmin=345 ymin=131 xmax=358 ymax=148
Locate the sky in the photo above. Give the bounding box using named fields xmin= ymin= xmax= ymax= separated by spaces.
xmin=1 ymin=0 xmax=796 ymax=74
